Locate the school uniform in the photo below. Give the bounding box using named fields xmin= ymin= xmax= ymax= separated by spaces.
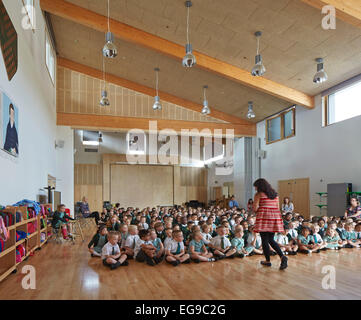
xmin=312 ymin=233 xmax=323 ymax=245
xmin=163 ymin=236 xmax=172 ymax=250
xmin=120 ymin=232 xmax=128 ymax=248
xmin=134 ymin=239 xmax=154 ymax=262
xmin=188 ymin=239 xmax=205 ymax=253
xmin=324 ymin=235 xmax=341 ymax=249
xmin=336 ymin=228 xmax=347 ymax=240
xmin=165 ymin=239 xmax=185 ymax=255
xmin=297 ymin=234 xmax=313 ymax=245
xmin=210 ymin=235 xmax=232 ymax=253
xmin=107 ymin=222 xmax=120 ymax=232
xmin=245 ymin=233 xmax=262 ymax=253
xmin=287 ymin=228 xmax=298 ymax=242
xmin=88 ymin=233 xmax=108 ymax=254
xmin=140 ymin=222 xmax=149 ymax=230
xmin=201 ymin=232 xmax=212 ymax=246
xmin=101 ymin=242 xmax=121 ymax=266
xmin=231 ymin=237 xmax=245 ymax=251
xmin=124 ymin=234 xmax=140 ymax=250
xmin=274 ymin=234 xmax=289 ymax=246
xmin=152 ymin=237 xmax=162 ymax=253
xmin=156 ymin=230 xmax=166 ymax=242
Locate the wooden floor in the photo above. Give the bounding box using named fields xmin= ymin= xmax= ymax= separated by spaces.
xmin=1 ymin=226 xmax=360 ymax=300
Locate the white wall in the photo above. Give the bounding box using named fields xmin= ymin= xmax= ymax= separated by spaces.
xmin=55 ymin=126 xmax=74 ymax=216
xmin=0 ymin=1 xmax=73 ymax=214
xmin=257 ymin=94 xmax=361 ymax=216
xmin=0 ymin=0 xmax=56 ymax=204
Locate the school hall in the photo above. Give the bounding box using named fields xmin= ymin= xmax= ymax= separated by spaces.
xmin=0 ymin=0 xmax=361 ymax=300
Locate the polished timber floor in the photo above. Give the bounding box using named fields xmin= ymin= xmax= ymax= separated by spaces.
xmin=0 ymin=226 xmax=360 ymax=300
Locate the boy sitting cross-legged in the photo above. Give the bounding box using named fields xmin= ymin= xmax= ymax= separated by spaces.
xmin=165 ymin=230 xmax=191 ymax=267
xmin=134 ymin=229 xmax=160 ymax=266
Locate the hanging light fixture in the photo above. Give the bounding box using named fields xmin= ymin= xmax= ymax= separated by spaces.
xmin=100 ymin=56 xmax=110 ymax=107
xmin=153 ymin=67 xmax=162 ymax=111
xmin=313 ymin=58 xmax=328 ymax=84
xmin=201 ymin=85 xmax=211 ymax=115
xmin=98 ymin=132 xmax=103 ymax=143
xmin=182 ymin=1 xmax=196 ymax=68
xmin=251 ymin=31 xmax=266 ymax=77
xmin=103 ymin=0 xmax=117 ymax=58
xmin=247 ymin=101 xmax=256 ymax=119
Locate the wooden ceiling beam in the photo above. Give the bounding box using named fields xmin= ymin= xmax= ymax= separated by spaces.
xmin=300 ymin=0 xmax=361 ymax=28
xmin=41 ymin=0 xmax=314 ymax=109
xmin=58 ymin=57 xmax=252 ymax=125
xmin=57 ymin=112 xmax=256 ymax=137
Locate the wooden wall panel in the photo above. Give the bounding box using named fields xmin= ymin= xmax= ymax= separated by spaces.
xmin=110 ymin=164 xmax=174 ymax=208
xmin=74 ymin=164 xmax=103 ymax=212
xmin=57 ymin=66 xmax=225 ymax=124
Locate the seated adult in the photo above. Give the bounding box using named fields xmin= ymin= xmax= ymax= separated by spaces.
xmin=228 ymin=196 xmax=239 ymax=209
xmin=281 ymin=197 xmax=294 ymax=214
xmin=79 ymin=197 xmax=100 ymax=225
xmin=345 ymin=197 xmax=361 ymax=220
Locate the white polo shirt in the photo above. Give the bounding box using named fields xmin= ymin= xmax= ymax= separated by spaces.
xmin=101 ymin=242 xmax=120 ymax=260
xmin=210 ymin=235 xmax=231 ymax=249
xmin=165 ymin=239 xmax=184 ymax=254
xmin=201 ymin=232 xmax=212 ymax=245
xmin=134 ymin=238 xmax=153 ymax=258
xmin=124 ymin=234 xmax=140 ymax=249
xmin=164 ymin=237 xmax=172 ymax=249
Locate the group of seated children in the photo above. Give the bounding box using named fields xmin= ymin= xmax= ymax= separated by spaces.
xmin=87 ymin=205 xmax=361 ymax=270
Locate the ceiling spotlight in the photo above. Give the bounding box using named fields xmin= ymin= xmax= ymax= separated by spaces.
xmin=103 ymin=0 xmax=117 ymax=58
xmin=251 ymin=31 xmax=266 ymax=77
xmin=100 ymin=56 xmax=110 ymax=107
xmin=98 ymin=132 xmax=103 ymax=143
xmin=201 ymin=85 xmax=211 ymax=115
xmin=182 ymin=1 xmax=196 ymax=68
xmin=100 ymin=90 xmax=110 ymax=107
xmin=153 ymin=68 xmax=162 ymax=111
xmin=313 ymin=58 xmax=328 ymax=84
xmin=247 ymin=101 xmax=256 ymax=119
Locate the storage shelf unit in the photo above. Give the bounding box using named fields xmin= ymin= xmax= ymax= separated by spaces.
xmin=0 ymin=204 xmax=52 ymax=283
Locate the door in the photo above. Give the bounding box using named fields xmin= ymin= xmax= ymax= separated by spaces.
xmin=278 ymin=178 xmax=310 ymax=218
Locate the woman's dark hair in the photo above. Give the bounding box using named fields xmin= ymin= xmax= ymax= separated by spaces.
xmin=9 ymin=103 xmax=14 ymax=114
xmin=247 ymin=199 xmax=253 ymax=204
xmin=253 ymin=178 xmax=278 ymax=200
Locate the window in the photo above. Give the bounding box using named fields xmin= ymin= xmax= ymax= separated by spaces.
xmin=45 ymin=31 xmax=55 ymax=84
xmin=82 ymin=131 xmax=99 ymax=146
xmin=266 ymin=107 xmax=295 ymax=144
xmin=324 ymin=80 xmax=361 ymax=126
xmin=22 ymin=0 xmax=35 ymax=31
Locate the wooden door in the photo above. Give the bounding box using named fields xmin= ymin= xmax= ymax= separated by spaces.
xmin=278 ymin=178 xmax=310 ymax=218
xmin=213 ymin=187 xmax=223 ymax=200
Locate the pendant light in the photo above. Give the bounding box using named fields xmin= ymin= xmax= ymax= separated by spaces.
xmin=182 ymin=1 xmax=196 ymax=68
xmin=247 ymin=101 xmax=256 ymax=119
xmin=153 ymin=68 xmax=162 ymax=111
xmin=201 ymin=85 xmax=211 ymax=115
xmin=100 ymin=56 xmax=110 ymax=107
xmin=103 ymin=0 xmax=117 ymax=58
xmin=313 ymin=58 xmax=328 ymax=84
xmin=251 ymin=31 xmax=266 ymax=77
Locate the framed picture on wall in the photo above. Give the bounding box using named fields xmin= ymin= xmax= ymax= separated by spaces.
xmin=1 ymin=91 xmax=19 ymax=157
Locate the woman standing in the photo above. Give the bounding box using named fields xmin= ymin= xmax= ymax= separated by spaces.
xmin=345 ymin=197 xmax=361 ymax=219
xmin=253 ymin=178 xmax=288 ymax=270
xmin=281 ymin=197 xmax=294 ymax=214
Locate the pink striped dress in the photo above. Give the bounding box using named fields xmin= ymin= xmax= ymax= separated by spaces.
xmin=254 ymin=195 xmax=284 ymax=233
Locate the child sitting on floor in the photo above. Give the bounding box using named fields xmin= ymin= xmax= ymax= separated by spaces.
xmin=134 ymin=229 xmax=159 ymax=266
xmin=200 ymin=223 xmax=212 ymax=248
xmin=245 ymin=225 xmax=263 ymax=256
xmin=209 ymin=226 xmax=236 ymax=259
xmin=323 ymin=228 xmax=342 ymax=250
xmin=107 ymin=215 xmax=120 ymax=232
xmin=165 ymin=230 xmax=191 ymax=266
xmin=101 ymin=231 xmax=128 ymax=270
xmin=297 ymin=227 xmax=320 ymax=254
xmin=163 ymin=228 xmax=173 ymax=250
xmin=275 ymin=227 xmax=298 ymax=255
xmin=124 ymin=225 xmax=139 ymax=258
xmin=231 ymin=225 xmax=248 ymax=258
xmin=343 ymin=222 xmax=360 ymax=248
xmin=188 ymin=231 xmax=215 ymax=263
xmin=311 ymin=224 xmax=326 ymax=250
xmin=150 ymin=228 xmax=165 ymax=261
xmin=88 ymin=225 xmax=108 ymax=257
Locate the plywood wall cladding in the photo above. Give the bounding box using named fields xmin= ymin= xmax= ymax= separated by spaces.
xmin=74 ymin=164 xmax=102 ymax=185
xmin=57 ymin=66 xmax=225 ymax=124
xmin=180 ymin=167 xmax=207 ymax=187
